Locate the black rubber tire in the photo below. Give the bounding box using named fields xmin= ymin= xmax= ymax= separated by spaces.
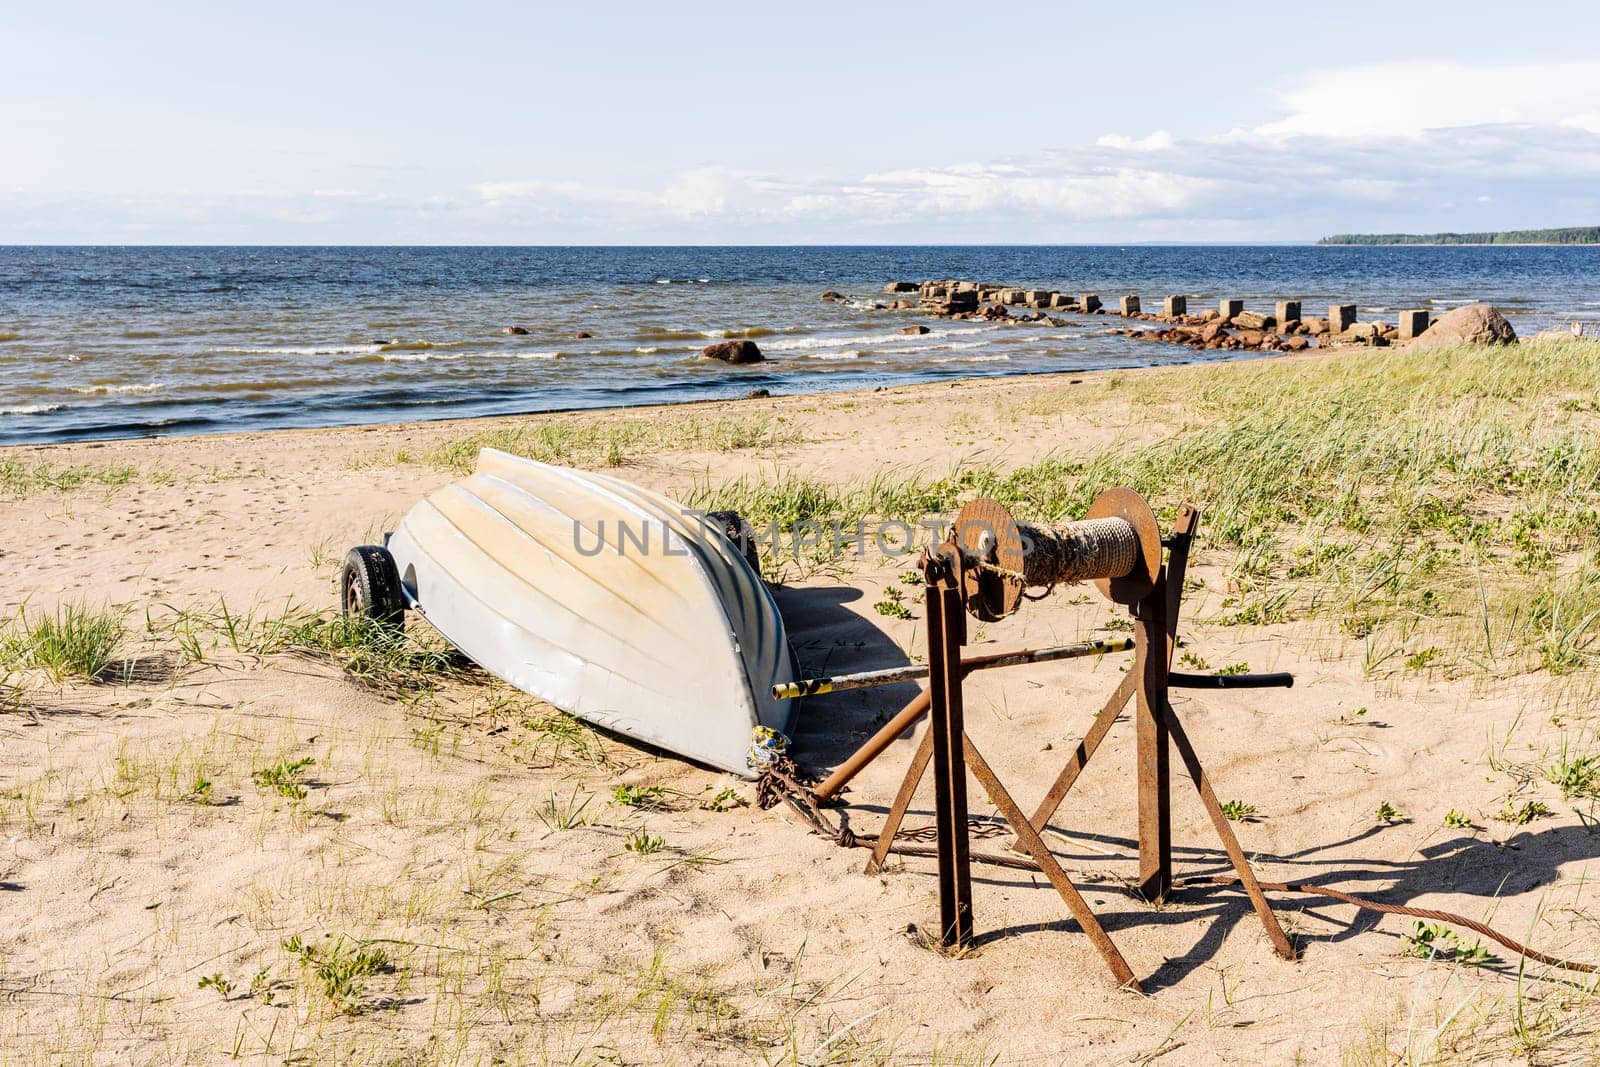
xmin=341 ymin=545 xmax=406 ymax=629
xmin=706 ymin=509 xmax=762 ymax=579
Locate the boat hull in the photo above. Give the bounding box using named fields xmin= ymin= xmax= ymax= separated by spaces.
xmin=386 ymin=450 xmax=796 ymax=776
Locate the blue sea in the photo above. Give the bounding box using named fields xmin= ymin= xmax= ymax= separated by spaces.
xmin=1 ymin=245 xmax=1594 ymax=446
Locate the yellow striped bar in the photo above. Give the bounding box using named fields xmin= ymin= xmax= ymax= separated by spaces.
xmin=773 ymin=636 xmax=1135 ymax=700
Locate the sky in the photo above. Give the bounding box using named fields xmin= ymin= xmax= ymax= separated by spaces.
xmin=3 ymin=1 xmax=1600 ymax=244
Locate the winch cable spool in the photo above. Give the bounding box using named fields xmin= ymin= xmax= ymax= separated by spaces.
xmin=952 ymin=488 xmax=1163 ymax=619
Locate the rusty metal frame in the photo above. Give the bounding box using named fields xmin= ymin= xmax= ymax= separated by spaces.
xmin=858 ymin=501 xmax=1294 ymax=991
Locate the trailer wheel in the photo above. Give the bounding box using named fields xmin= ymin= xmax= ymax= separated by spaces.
xmin=707 ymin=509 xmax=763 ymax=578
xmin=341 ymin=545 xmax=405 ymax=629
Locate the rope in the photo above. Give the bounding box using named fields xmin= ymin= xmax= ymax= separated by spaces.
xmin=1017 ymin=517 xmax=1139 ymax=586
xmin=1181 ymin=875 xmax=1597 ymax=974
xmin=755 ymin=768 xmax=1596 ymax=975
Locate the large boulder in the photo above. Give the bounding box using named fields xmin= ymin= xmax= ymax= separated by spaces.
xmin=1408 ymin=305 xmax=1516 ymax=350
xmin=700 ymin=339 xmax=765 ymax=364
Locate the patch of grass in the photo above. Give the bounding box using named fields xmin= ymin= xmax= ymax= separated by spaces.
xmin=535 ymin=789 xmax=594 ymax=831
xmin=1376 ymin=800 xmax=1407 ymax=824
xmin=1443 ymin=809 xmax=1474 ymax=829
xmin=427 ymin=413 xmax=803 ymax=473
xmin=0 ymin=457 xmax=139 ymax=496
xmin=696 ymin=340 xmax=1600 ymax=678
xmin=1 ymin=602 xmax=126 ymax=682
xmin=699 ymin=786 xmax=746 ymax=812
xmin=519 ymin=710 xmax=609 ymax=767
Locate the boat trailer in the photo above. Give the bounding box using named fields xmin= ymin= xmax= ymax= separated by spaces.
xmin=770 ymin=489 xmax=1297 ymax=993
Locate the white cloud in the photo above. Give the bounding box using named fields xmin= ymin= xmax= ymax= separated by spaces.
xmin=1258 ymin=61 xmax=1600 ymax=139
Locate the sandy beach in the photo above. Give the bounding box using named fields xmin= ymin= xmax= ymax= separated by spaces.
xmin=3 ymin=346 xmax=1597 ymax=1064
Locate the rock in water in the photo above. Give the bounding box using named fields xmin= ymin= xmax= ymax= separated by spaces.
xmin=1407 ymin=305 xmax=1517 ymax=349
xmin=700 ymin=339 xmax=765 ymax=364
xmin=503 ymin=326 xmax=529 ymax=335
xmin=900 ymin=325 xmax=931 ymax=335
xmin=820 ymin=290 xmax=844 ymax=302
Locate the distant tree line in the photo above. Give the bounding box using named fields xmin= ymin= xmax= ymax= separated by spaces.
xmin=1318 ymin=227 xmax=1600 ymax=245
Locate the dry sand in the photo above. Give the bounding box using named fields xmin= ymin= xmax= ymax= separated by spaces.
xmin=2 ymin=363 xmax=1595 ymax=1064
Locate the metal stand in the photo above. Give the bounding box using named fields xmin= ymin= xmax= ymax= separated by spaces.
xmin=863 ymin=504 xmax=1293 ymax=992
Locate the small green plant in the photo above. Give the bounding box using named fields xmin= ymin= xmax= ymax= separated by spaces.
xmin=898 ymin=570 xmax=924 ymax=587
xmin=874 ymin=585 xmax=913 ymax=620
xmin=1497 ymin=798 xmax=1554 ymax=824
xmin=1401 ymin=921 xmax=1494 ymax=966
xmin=611 ymin=783 xmax=668 ymax=810
xmin=1404 ymin=646 xmax=1440 ymax=671
xmin=1178 ymin=651 xmax=1210 ymax=671
xmin=1336 ymin=707 xmax=1369 ymax=726
xmin=185 ymin=775 xmax=214 ymax=805
xmin=1220 ymin=800 xmax=1258 ymax=822
xmin=197 ymin=973 xmax=234 ymax=998
xmin=700 ymin=787 xmax=746 ymax=812
xmin=1215 ymin=662 xmax=1251 ymax=676
xmin=1545 ymin=743 xmax=1600 ymax=798
xmin=252 ymin=757 xmax=315 ymax=801
xmin=1443 ymin=809 xmax=1474 ymax=829
xmin=249 ymin=967 xmax=276 ymax=1005
xmin=625 ymin=830 xmax=666 ymax=855
xmin=283 ymin=935 xmax=391 ymax=1015
xmin=1376 ymin=801 xmax=1407 ymax=824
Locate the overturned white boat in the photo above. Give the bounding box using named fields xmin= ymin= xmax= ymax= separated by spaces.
xmin=340 ymin=449 xmax=797 ymax=776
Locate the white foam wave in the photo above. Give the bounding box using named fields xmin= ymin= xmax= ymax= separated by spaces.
xmin=70 ymin=382 xmax=165 ymax=396
xmin=633 ymin=346 xmax=663 ymax=354
xmin=804 ymin=351 xmax=862 ymax=361
xmin=762 ymin=325 xmax=995 ymax=353
xmin=381 ymin=351 xmax=463 ymax=363
xmin=931 ymin=354 xmax=1011 ymax=364
xmin=1 ymin=403 xmax=65 ymax=415
xmin=220 ymin=344 xmax=383 ymax=356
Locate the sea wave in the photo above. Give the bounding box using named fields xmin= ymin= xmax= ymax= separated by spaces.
xmin=219 ymin=344 xmax=384 ymax=356
xmin=69 ymin=382 xmax=166 ymax=396
xmin=1 ymin=403 xmax=66 ymax=415
xmin=762 ymin=325 xmax=994 ymax=353
xmin=804 ymin=351 xmax=861 ymax=361
xmin=931 ymin=354 xmax=1011 ymax=364
xmin=637 ymin=327 xmax=713 ymax=341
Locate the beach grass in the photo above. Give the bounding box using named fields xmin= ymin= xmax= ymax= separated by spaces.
xmin=0 ymin=457 xmax=141 ymax=496
xmin=426 ymin=411 xmax=805 ymax=473
xmin=696 ymin=339 xmax=1600 ymax=677
xmin=1 ymin=602 xmax=126 ymax=682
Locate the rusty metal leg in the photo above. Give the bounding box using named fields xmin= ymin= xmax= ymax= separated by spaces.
xmin=865 ymin=729 xmax=933 ymax=874
xmin=964 ymin=738 xmax=1143 ymax=993
xmin=1163 ymin=701 xmax=1295 ymax=960
xmin=926 ymin=575 xmax=974 ymax=948
xmin=1135 ymin=584 xmax=1172 ymax=904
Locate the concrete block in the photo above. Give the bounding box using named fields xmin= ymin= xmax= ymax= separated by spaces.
xmin=1120 ymin=295 xmax=1141 ymax=316
xmin=1330 ymin=304 xmax=1357 ymax=332
xmin=1219 ymin=298 xmax=1244 ymax=320
xmin=1398 ymin=309 xmax=1429 ymax=339
xmin=1162 ymin=295 xmax=1187 ymax=317
xmin=1025 ymin=289 xmax=1053 ymax=308
xmin=1275 ymin=300 xmax=1301 ymax=324
xmin=1050 ymin=293 xmax=1076 ymax=310
xmin=1079 ymin=293 xmax=1102 ymax=313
